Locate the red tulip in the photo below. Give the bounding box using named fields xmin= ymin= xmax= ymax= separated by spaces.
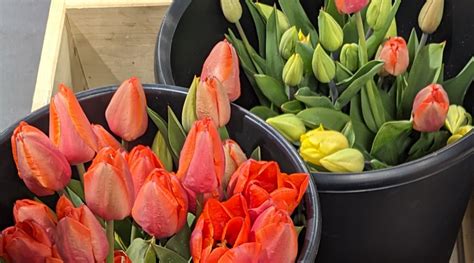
xmin=13 ymin=199 xmax=57 ymax=240
xmin=222 ymin=139 xmax=247 ymax=192
xmin=105 ymin=77 xmax=148 ymax=141
xmin=250 ymin=205 xmax=298 ymax=262
xmin=114 ymin=250 xmax=131 ymax=263
xmin=128 ymin=145 xmax=165 ymax=196
xmin=377 ymin=37 xmax=410 ymax=76
xmin=132 ymin=169 xmax=188 ymax=238
xmin=335 ymin=0 xmax=369 ymax=14
xmin=91 ymin=124 xmax=122 ymax=151
xmin=214 ymin=242 xmax=262 ymax=263
xmin=201 ymin=39 xmax=241 ymax=102
xmin=55 ymin=195 xmax=108 ymax=263
xmin=412 ymin=83 xmax=450 ymax=132
xmin=84 ymin=147 xmax=135 ymax=220
xmin=177 ymin=118 xmax=225 ymax=209
xmin=50 ymin=84 xmax=98 ymax=164
xmin=11 ymin=122 xmax=71 ymax=196
xmin=196 ymin=76 xmax=231 ymax=128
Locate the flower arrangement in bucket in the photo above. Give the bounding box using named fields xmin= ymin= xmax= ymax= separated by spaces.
xmin=0 ymin=57 xmax=313 ymax=261
xmin=210 ymin=0 xmax=474 ymax=172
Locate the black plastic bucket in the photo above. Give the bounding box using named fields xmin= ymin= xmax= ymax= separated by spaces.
xmin=154 ymin=1 xmax=474 ymax=262
xmin=0 ymin=85 xmax=321 ymax=262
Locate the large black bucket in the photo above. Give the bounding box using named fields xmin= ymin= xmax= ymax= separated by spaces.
xmin=154 ymin=0 xmax=474 ymax=262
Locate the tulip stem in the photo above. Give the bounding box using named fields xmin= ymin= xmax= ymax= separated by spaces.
xmin=130 ymin=223 xmax=137 ymax=243
xmin=329 ymin=80 xmax=338 ymax=104
xmin=416 ymin=32 xmax=429 ymax=57
xmin=76 ymin=163 xmax=86 ymax=187
xmin=195 ymin=194 xmax=204 ymax=219
xmin=365 ymin=28 xmax=373 ymax=40
xmin=106 ymin=220 xmax=114 ymax=263
xmin=121 ymin=140 xmax=130 ymax=151
xmin=355 ymin=12 xmax=368 ymax=64
xmin=235 ymin=21 xmax=263 ymax=74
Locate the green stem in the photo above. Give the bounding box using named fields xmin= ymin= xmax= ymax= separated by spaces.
xmin=121 ymin=140 xmax=129 ymax=151
xmin=355 ymin=12 xmax=368 ymax=65
xmin=416 ymin=32 xmax=429 ymax=57
xmin=130 ymin=223 xmax=137 ymax=243
xmin=195 ymin=194 xmax=204 ymax=219
xmin=57 ymin=189 xmax=69 ymax=199
xmin=329 ymin=80 xmax=338 ymax=104
xmin=106 ymin=220 xmax=114 ymax=263
xmin=235 ymin=21 xmax=253 ymax=56
xmin=76 ymin=163 xmax=86 ymax=186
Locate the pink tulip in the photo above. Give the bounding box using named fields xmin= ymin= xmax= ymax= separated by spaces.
xmin=377 ymin=37 xmax=410 ymax=76
xmin=412 ymin=83 xmax=450 ymax=132
xmin=13 ymin=199 xmax=57 ymax=240
xmin=127 ymin=145 xmax=165 ymax=196
xmin=335 ymin=0 xmax=369 ymax=14
xmin=201 ymin=39 xmax=241 ymax=101
xmin=196 ymin=76 xmax=231 ymax=128
xmin=91 ymin=124 xmax=122 ymax=151
xmin=50 ymin=84 xmax=98 ymax=164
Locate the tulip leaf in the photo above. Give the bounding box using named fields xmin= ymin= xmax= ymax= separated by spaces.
xmin=65 ymin=186 xmax=84 ymax=207
xmin=279 ymin=0 xmax=318 ymax=45
xmin=294 ymin=87 xmax=334 ymax=109
xmin=152 ymin=131 xmax=173 ymax=171
xmin=325 ymin=0 xmax=345 ymax=27
xmin=335 ymin=60 xmax=384 ymax=110
xmin=361 ymin=81 xmax=387 ymax=132
xmin=250 ymin=106 xmax=279 ymax=120
xmin=335 ymin=62 xmax=353 ymax=83
xmin=379 ymin=88 xmax=395 ymax=121
xmin=366 ymin=0 xmax=401 ymax=58
xmin=115 ymin=233 xmax=127 ymax=251
xmin=251 ymin=146 xmax=262 ymax=161
xmin=370 ymin=159 xmax=390 ymax=170
xmin=407 ymin=131 xmax=450 ymax=161
xmin=152 ymin=244 xmax=188 ymax=263
xmin=218 ymin=126 xmax=230 ymax=140
xmin=295 ymin=41 xmax=314 ymax=74
xmin=297 ymin=107 xmax=350 ymax=131
xmin=165 ymin=215 xmax=192 ymax=259
xmin=67 ymin=179 xmax=84 ymax=201
xmin=245 ymin=0 xmax=266 ymax=55
xmin=266 ymin=8 xmax=285 ymax=80
xmin=342 ymin=121 xmax=356 ymax=148
xmin=401 ymin=42 xmax=445 ymax=118
xmin=281 ymin=100 xmax=304 ymax=114
xmin=350 ymin=95 xmax=375 ymax=152
xmin=147 ymin=107 xmax=169 ymax=142
xmin=167 ymin=107 xmax=187 ymax=161
xmin=407 ymin=28 xmax=419 ymax=70
xmin=370 ymin=120 xmax=413 ymax=165
xmin=127 ymin=238 xmax=157 ymax=263
xmin=342 ymin=16 xmax=358 ymax=45
xmin=443 ymin=57 xmax=474 ymax=105
xmin=254 ymin=74 xmax=288 ymax=107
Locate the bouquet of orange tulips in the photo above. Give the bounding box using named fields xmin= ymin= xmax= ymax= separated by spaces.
xmin=217 ymin=0 xmax=473 ymax=172
xmin=0 ymin=46 xmax=309 ymax=262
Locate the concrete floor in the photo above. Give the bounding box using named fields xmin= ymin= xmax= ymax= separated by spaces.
xmin=0 ymin=0 xmax=50 ymax=133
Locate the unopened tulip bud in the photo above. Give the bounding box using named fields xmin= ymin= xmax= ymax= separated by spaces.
xmin=412 ymin=84 xmax=449 ymax=132
xmin=445 ymin=105 xmax=471 ymax=134
xmin=298 ymin=30 xmax=311 ymax=45
xmin=340 ymin=43 xmax=359 ymax=72
xmin=279 ymin=26 xmax=298 ymax=60
xmin=312 ymin=44 xmax=336 ymax=83
xmin=318 ymin=10 xmax=343 ymax=52
xmin=196 ymin=76 xmax=231 ymax=128
xmin=255 ymin=3 xmax=290 ymax=32
xmin=267 ymin=114 xmax=306 ymax=143
xmin=300 ymin=126 xmax=349 ymax=166
xmin=447 ymin=125 xmax=473 ymax=144
xmin=182 ymin=76 xmax=199 ymax=132
xmin=377 ymin=37 xmax=409 ymax=76
xmin=418 ymin=0 xmax=444 ymax=34
xmin=220 ymin=0 xmax=242 ymax=23
xmin=335 ymin=0 xmax=369 ymax=14
xmin=385 ymin=19 xmax=398 ymax=38
xmin=367 ymin=0 xmax=391 ymax=31
xmin=320 ymin=148 xmax=364 ymax=172
xmin=282 ymin=54 xmax=304 ymax=86
xmin=222 ymin=139 xmax=247 ymax=192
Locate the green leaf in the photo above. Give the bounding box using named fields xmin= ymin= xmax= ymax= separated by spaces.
xmin=250 ymin=106 xmax=279 ymax=120
xmin=245 ymin=0 xmax=266 ymax=55
xmin=407 ymin=28 xmax=419 ymax=70
xmin=218 ymin=126 xmax=230 ymax=140
xmin=366 ymin=0 xmax=401 ymax=58
xmin=254 ymin=74 xmax=288 ymax=107
xmin=281 ymin=100 xmax=304 ymax=114
xmin=370 ymin=159 xmax=390 ymax=170
xmin=266 ymin=8 xmax=285 ymax=80
xmin=295 ymin=87 xmax=334 ymax=108
xmin=325 ymin=0 xmax=345 ymax=27
xmin=165 ymin=216 xmax=192 ymax=259
xmin=407 ymin=131 xmax=450 ymax=161
xmin=335 ymin=62 xmax=353 ymax=83
xmin=379 ymin=88 xmax=395 ymax=121
xmin=401 ymin=42 xmax=445 ymax=117
xmin=147 ymin=107 xmax=169 ymax=141
xmin=251 ymin=146 xmax=262 ymax=161
xmin=443 ymin=57 xmax=474 ymax=105
xmin=295 ymin=41 xmax=314 ymax=74
xmin=152 ymin=244 xmax=188 ymax=263
xmin=127 ymin=238 xmax=156 ymax=263
xmin=279 ymin=0 xmax=318 ymax=45
xmin=360 ymin=81 xmax=387 ymax=132
xmin=167 ymin=106 xmax=187 ymax=161
xmin=370 ymin=120 xmax=413 ymax=165
xmin=342 ymin=121 xmax=356 ymax=147
xmin=350 ymin=95 xmax=375 ymax=151
xmin=335 ymin=60 xmax=384 ymax=110
xmin=297 ymin=107 xmax=350 ymax=131
xmin=152 ymin=131 xmax=173 ymax=171
xmin=67 ymin=179 xmax=84 ymax=201
xmin=342 ymin=17 xmax=358 ymax=44
xmin=66 ymin=186 xmax=84 ymax=207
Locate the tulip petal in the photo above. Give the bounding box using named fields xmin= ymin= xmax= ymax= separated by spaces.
xmin=217 ymin=242 xmax=261 ymax=263
xmin=56 ymin=217 xmax=95 ymax=263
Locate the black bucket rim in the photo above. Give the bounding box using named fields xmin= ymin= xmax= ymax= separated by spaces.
xmin=154 ymin=0 xmax=474 ymax=193
xmin=0 ymin=84 xmax=321 ymax=262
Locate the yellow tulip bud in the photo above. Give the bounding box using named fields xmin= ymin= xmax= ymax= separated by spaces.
xmin=220 ymin=0 xmax=242 ymax=23
xmin=282 ymin=53 xmax=304 ymax=86
xmin=267 ymin=114 xmax=306 ymax=143
xmin=320 ymin=148 xmax=365 ymax=173
xmin=318 ymin=10 xmax=344 ymax=52
xmin=298 ymin=30 xmax=311 ymax=45
xmin=299 ymin=126 xmax=349 ymax=166
xmin=312 ymin=44 xmax=336 ymax=83
xmin=445 ymin=105 xmax=471 ymax=134
xmin=418 ymin=0 xmax=444 ymax=34
xmin=447 ymin=125 xmax=473 ymax=144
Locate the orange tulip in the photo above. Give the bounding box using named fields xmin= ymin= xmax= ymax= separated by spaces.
xmin=227 ymin=159 xmax=309 ymax=215
xmin=196 ymin=76 xmax=231 ymax=128
xmin=208 ymin=242 xmax=261 ymax=263
xmin=114 ymin=250 xmax=131 ymax=263
xmin=412 ymin=83 xmax=450 ymax=132
xmin=201 ymin=39 xmax=241 ymax=102
xmin=222 ymin=139 xmax=247 ymax=192
xmin=13 ymin=199 xmax=57 ymax=240
xmin=91 ymin=124 xmax=122 ymax=151
xmin=84 ymin=147 xmax=135 ymax=220
xmin=132 ymin=169 xmax=188 ymax=238
xmin=50 ymin=84 xmax=98 ymax=164
xmin=105 ymin=77 xmax=148 ymax=141
xmin=11 ymin=122 xmax=71 ymax=196
xmin=335 ymin=0 xmax=369 ymax=14
xmin=250 ymin=205 xmax=298 ymax=262
xmin=177 ymin=118 xmax=225 ymax=209
xmin=127 ymin=145 xmax=165 ymax=196
xmin=377 ymin=37 xmax=410 ymax=76
xmin=55 ymin=195 xmax=108 ymax=263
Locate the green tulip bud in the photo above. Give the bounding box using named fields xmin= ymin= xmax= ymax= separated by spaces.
xmin=445 ymin=105 xmax=472 ymax=134
xmin=318 ymin=10 xmax=343 ymax=52
xmin=267 ymin=114 xmax=306 ymax=143
xmin=312 ymin=44 xmax=336 ymax=83
xmin=282 ymin=53 xmax=304 ymax=86
xmin=220 ymin=0 xmax=242 ymax=23
xmin=418 ymin=0 xmax=444 ymax=34
xmin=340 ymin=43 xmax=359 ymax=72
xmin=152 ymin=131 xmax=173 ymax=171
xmin=447 ymin=125 xmax=473 ymax=144
xmin=367 ymin=0 xmax=392 ymax=31
xmin=385 ymin=19 xmax=398 ymax=38
xmin=255 ymin=3 xmax=290 ymax=32
xmin=182 ymin=76 xmax=199 ymax=132
xmin=320 ymin=148 xmax=365 ymax=173
xmin=279 ymin=26 xmax=298 ymax=60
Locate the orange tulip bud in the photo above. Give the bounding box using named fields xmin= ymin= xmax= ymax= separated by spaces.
xmin=201 ymin=39 xmax=240 ymax=102
xmin=114 ymin=250 xmax=131 ymax=263
xmin=196 ymin=76 xmax=231 ymax=128
xmin=177 ymin=118 xmax=225 ymax=208
xmin=84 ymin=147 xmax=135 ymax=220
xmin=50 ymin=84 xmax=98 ymax=164
xmin=377 ymin=37 xmax=410 ymax=76
xmin=128 ymin=145 xmax=165 ymax=196
xmin=222 ymin=139 xmax=247 ymax=192
xmin=412 ymin=83 xmax=450 ymax=132
xmin=11 ymin=122 xmax=71 ymax=196
xmin=105 ymin=77 xmax=148 ymax=141
xmin=132 ymin=169 xmax=188 ymax=238
xmin=335 ymin=0 xmax=369 ymax=14
xmin=13 ymin=199 xmax=57 ymax=240
xmin=55 ymin=195 xmax=109 ymax=263
xmin=214 ymin=242 xmax=262 ymax=263
xmin=92 ymin=124 xmax=122 ymax=151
